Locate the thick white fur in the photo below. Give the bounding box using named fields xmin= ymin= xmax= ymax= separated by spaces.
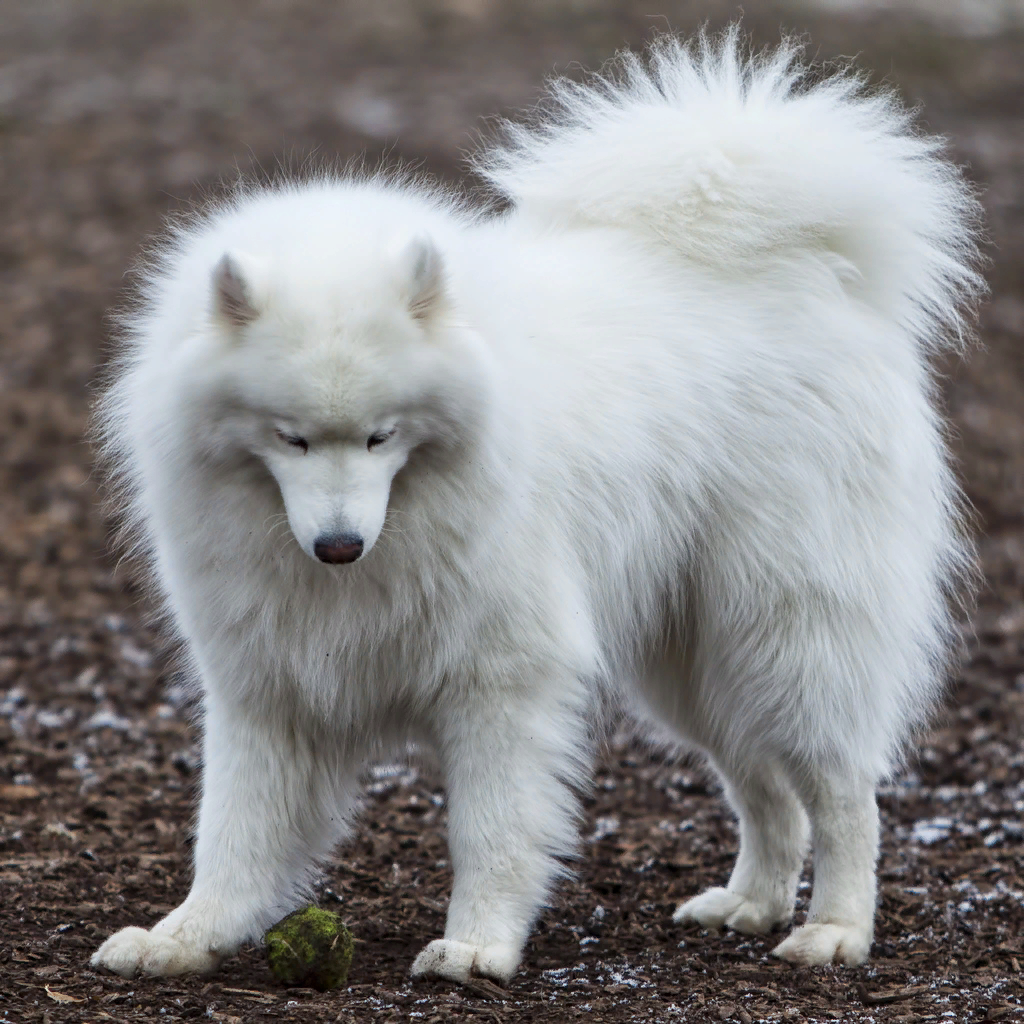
xmin=91 ymin=30 xmax=982 ymax=984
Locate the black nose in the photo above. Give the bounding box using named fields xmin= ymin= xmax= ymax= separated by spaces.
xmin=314 ymin=534 xmax=364 ymax=564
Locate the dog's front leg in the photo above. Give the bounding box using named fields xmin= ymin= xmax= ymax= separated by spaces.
xmin=411 ymin=674 xmax=591 ymax=985
xmin=91 ymin=690 xmax=354 ymax=978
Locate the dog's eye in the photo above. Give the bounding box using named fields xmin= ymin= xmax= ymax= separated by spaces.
xmin=367 ymin=428 xmax=396 ymax=450
xmin=275 ymin=429 xmax=308 ymax=453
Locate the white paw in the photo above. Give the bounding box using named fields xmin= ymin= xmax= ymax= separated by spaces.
xmin=673 ymin=886 xmax=792 ymax=934
xmin=772 ymin=922 xmax=871 ymax=966
xmin=410 ymin=938 xmax=519 ymax=985
xmin=91 ymin=926 xmax=220 ymax=978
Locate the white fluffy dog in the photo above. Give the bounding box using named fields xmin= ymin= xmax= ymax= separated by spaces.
xmin=91 ymin=30 xmax=983 ymax=984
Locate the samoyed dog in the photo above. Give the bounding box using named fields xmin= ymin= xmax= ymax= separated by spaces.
xmin=91 ymin=30 xmax=982 ymax=984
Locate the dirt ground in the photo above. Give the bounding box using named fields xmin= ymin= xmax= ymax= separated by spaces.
xmin=1 ymin=2 xmax=1023 ymax=1022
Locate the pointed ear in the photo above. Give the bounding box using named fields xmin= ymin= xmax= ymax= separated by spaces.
xmin=397 ymin=236 xmax=445 ymax=321
xmin=212 ymin=251 xmax=263 ymax=328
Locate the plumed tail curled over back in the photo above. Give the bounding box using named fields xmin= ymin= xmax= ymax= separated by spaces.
xmin=474 ymin=26 xmax=986 ymax=355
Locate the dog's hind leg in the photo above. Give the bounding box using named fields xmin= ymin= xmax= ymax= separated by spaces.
xmin=674 ymin=756 xmax=808 ymax=935
xmin=771 ymin=767 xmax=878 ymax=966
xmin=91 ymin=690 xmax=355 ymax=978
xmin=410 ymin=669 xmax=591 ymax=985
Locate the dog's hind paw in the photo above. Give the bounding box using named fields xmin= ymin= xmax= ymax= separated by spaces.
xmin=771 ymin=922 xmax=871 ymax=966
xmin=410 ymin=938 xmax=518 ymax=985
xmin=91 ymin=926 xmax=220 ymax=978
xmin=673 ymin=886 xmax=792 ymax=935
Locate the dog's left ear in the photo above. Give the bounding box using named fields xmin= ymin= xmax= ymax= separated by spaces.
xmin=397 ymin=236 xmax=445 ymax=321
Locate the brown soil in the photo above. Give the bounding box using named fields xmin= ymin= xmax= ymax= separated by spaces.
xmin=1 ymin=3 xmax=1022 ymax=1022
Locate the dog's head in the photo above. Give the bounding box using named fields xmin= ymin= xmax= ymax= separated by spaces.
xmin=183 ymin=193 xmax=490 ymax=565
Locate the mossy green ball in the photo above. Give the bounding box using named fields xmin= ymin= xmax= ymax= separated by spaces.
xmin=264 ymin=906 xmax=353 ymax=991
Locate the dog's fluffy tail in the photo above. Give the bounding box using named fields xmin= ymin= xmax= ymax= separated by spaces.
xmin=474 ymin=27 xmax=985 ymax=353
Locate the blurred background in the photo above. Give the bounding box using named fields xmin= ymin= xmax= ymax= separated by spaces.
xmin=1 ymin=3 xmax=1022 ymax=1022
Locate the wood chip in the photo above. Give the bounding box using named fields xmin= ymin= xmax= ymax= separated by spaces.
xmin=220 ymin=987 xmax=278 ymax=1001
xmin=856 ymin=983 xmax=929 ymax=1006
xmin=45 ymin=984 xmax=84 ymax=1003
xmin=464 ymin=977 xmax=508 ymax=1001
xmin=0 ymin=784 xmax=39 ymax=800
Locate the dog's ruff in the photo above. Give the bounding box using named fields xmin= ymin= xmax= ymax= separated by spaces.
xmin=91 ymin=29 xmax=982 ymax=985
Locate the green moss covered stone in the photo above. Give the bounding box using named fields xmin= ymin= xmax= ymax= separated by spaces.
xmin=264 ymin=906 xmax=354 ymax=991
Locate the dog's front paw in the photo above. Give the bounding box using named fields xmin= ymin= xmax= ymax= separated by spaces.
xmin=410 ymin=938 xmax=519 ymax=985
xmin=91 ymin=926 xmax=221 ymax=978
xmin=771 ymin=922 xmax=871 ymax=966
xmin=673 ymin=886 xmax=792 ymax=934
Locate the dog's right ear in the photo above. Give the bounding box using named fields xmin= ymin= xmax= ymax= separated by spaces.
xmin=212 ymin=252 xmax=263 ymax=328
